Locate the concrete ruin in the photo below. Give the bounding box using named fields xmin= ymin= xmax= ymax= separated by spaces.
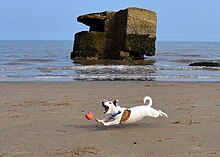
xmin=71 ymin=7 xmax=157 ymax=60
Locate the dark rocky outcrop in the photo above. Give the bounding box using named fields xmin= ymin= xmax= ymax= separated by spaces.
xmin=71 ymin=7 xmax=157 ymax=60
xmin=189 ymin=61 xmax=220 ymax=67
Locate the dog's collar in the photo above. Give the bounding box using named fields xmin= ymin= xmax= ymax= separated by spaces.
xmin=111 ymin=110 xmax=122 ymax=117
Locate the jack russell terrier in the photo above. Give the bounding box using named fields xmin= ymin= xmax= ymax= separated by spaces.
xmin=96 ymin=96 xmax=168 ymax=126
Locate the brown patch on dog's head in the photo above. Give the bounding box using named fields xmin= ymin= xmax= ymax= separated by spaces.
xmin=120 ymin=109 xmax=131 ymax=123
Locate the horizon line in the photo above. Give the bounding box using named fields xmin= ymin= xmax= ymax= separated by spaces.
xmin=0 ymin=39 xmax=220 ymax=43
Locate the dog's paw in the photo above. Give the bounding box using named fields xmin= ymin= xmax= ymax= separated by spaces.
xmin=95 ymin=119 xmax=102 ymax=123
xmin=95 ymin=119 xmax=106 ymax=126
xmin=159 ymin=110 xmax=168 ymax=118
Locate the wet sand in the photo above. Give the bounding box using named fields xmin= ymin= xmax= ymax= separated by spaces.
xmin=0 ymin=82 xmax=220 ymax=157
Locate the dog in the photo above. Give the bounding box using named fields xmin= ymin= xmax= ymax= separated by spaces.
xmin=96 ymin=96 xmax=168 ymax=126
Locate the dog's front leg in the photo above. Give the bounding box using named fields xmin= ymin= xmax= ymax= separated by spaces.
xmin=102 ymin=120 xmax=120 ymax=126
xmin=96 ymin=115 xmax=113 ymax=124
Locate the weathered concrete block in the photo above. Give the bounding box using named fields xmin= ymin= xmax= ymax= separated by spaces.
xmin=125 ymin=34 xmax=156 ymax=58
xmin=71 ymin=7 xmax=157 ymax=60
xmin=77 ymin=11 xmax=115 ymax=32
xmin=71 ymin=31 xmax=115 ymax=59
xmin=123 ymin=8 xmax=157 ymax=57
xmin=126 ymin=8 xmax=157 ymax=36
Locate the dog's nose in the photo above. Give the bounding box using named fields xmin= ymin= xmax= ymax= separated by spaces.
xmin=102 ymin=102 xmax=104 ymax=105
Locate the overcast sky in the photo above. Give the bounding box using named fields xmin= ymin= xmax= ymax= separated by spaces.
xmin=0 ymin=0 xmax=220 ymax=41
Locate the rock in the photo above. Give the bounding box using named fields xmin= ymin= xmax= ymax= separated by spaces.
xmin=73 ymin=59 xmax=156 ymax=65
xmin=71 ymin=7 xmax=157 ymax=60
xmin=119 ymin=51 xmax=132 ymax=60
xmin=189 ymin=61 xmax=220 ymax=67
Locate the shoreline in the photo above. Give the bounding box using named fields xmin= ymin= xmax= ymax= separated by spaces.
xmin=1 ymin=80 xmax=220 ymax=83
xmin=1 ymin=81 xmax=220 ymax=156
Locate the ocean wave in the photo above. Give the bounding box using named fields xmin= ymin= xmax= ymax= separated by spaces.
xmin=37 ymin=65 xmax=157 ymax=74
xmin=2 ymin=64 xmax=218 ymax=73
xmin=0 ymin=67 xmax=31 ymax=71
xmin=37 ymin=64 xmax=220 ymax=72
xmin=73 ymin=74 xmax=220 ymax=81
xmin=1 ymin=73 xmax=219 ymax=81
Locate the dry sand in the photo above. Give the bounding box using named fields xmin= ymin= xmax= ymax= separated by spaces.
xmin=0 ymin=82 xmax=220 ymax=157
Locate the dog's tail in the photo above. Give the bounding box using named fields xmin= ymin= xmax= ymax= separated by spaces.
xmin=143 ymin=96 xmax=153 ymax=107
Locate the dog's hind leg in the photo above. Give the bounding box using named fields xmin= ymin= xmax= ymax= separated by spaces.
xmin=146 ymin=107 xmax=168 ymax=118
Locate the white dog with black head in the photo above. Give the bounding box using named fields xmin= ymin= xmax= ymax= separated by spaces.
xmin=96 ymin=96 xmax=168 ymax=126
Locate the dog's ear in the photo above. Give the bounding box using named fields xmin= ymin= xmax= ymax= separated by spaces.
xmin=113 ymin=99 xmax=119 ymax=106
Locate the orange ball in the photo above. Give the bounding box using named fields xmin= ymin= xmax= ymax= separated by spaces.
xmin=85 ymin=112 xmax=94 ymax=120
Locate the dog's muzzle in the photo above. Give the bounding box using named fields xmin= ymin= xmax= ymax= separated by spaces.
xmin=102 ymin=102 xmax=109 ymax=114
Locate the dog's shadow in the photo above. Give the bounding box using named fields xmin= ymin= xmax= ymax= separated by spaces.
xmin=64 ymin=122 xmax=151 ymax=131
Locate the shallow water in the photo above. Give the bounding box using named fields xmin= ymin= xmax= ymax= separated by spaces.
xmin=0 ymin=40 xmax=220 ymax=81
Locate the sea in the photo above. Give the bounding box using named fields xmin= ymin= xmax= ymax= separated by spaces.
xmin=0 ymin=40 xmax=220 ymax=82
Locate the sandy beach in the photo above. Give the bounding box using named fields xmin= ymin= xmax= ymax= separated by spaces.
xmin=0 ymin=82 xmax=220 ymax=157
